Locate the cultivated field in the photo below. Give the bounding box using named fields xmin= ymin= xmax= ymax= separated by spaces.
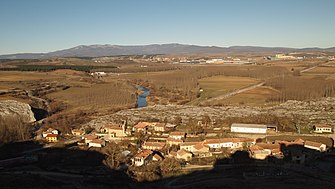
xmin=214 ymin=86 xmax=279 ymax=106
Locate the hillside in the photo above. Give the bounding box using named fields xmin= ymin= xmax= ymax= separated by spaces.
xmin=1 ymin=43 xmax=335 ymax=59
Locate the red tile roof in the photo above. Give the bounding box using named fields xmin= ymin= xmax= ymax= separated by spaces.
xmin=177 ymin=149 xmax=191 ymax=156
xmin=46 ymin=134 xmax=58 ymax=138
xmin=84 ymin=135 xmax=98 ymax=140
xmin=304 ymin=140 xmax=323 ymax=148
xmin=134 ymin=122 xmax=149 ymax=129
xmin=90 ymin=139 xmax=104 ymax=145
xmin=134 ymin=149 xmax=153 ymax=159
xmin=153 ymin=154 xmax=163 ymax=161
xmin=169 ymin=132 xmax=185 ymax=136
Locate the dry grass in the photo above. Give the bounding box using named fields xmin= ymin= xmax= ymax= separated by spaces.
xmin=0 ymin=71 xmax=62 ymax=82
xmin=219 ymin=86 xmax=279 ymax=106
xmin=47 ymin=82 xmax=136 ymax=112
xmin=198 ymin=75 xmax=259 ymax=99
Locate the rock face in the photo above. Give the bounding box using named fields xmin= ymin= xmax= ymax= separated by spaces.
xmin=0 ymin=100 xmax=36 ymax=123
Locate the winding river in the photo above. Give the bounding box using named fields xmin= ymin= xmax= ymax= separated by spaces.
xmin=136 ymin=86 xmax=150 ymax=108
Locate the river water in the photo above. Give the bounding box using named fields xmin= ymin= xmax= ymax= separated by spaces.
xmin=136 ymin=87 xmax=150 ymax=108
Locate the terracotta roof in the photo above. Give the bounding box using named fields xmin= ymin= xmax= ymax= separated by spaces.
xmin=169 ymin=132 xmax=185 ymax=136
xmin=153 ymin=123 xmax=165 ymax=128
xmin=134 ymin=149 xmax=153 ymax=159
xmin=153 ymin=154 xmax=163 ymax=161
xmin=46 ymin=134 xmax=58 ymax=138
xmin=256 ymin=143 xmax=281 ymax=150
xmin=143 ymin=142 xmax=166 ymax=148
xmin=204 ymin=138 xmax=249 ymax=145
xmin=134 ymin=122 xmax=149 ymax=129
xmin=277 ymin=139 xmax=304 ymax=147
xmin=249 ymin=143 xmax=280 ymax=152
xmin=90 ymin=139 xmax=104 ymax=145
xmin=84 ymin=135 xmax=98 ymax=140
xmin=194 ymin=143 xmax=209 ymax=151
xmin=177 ymin=149 xmax=191 ymax=156
xmin=180 ymin=142 xmax=200 ymax=147
xmin=304 ymin=140 xmax=323 ymax=148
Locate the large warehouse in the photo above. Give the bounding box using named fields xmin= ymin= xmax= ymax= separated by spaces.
xmin=230 ymin=123 xmax=274 ymax=134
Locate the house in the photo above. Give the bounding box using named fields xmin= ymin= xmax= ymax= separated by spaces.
xmin=151 ymin=122 xmax=166 ymax=132
xmin=304 ymin=140 xmax=327 ymax=152
xmin=230 ymin=123 xmax=269 ymax=134
xmin=133 ymin=150 xmax=153 ymax=166
xmin=100 ymin=124 xmax=127 ymax=138
xmin=83 ymin=135 xmax=98 ymax=144
xmin=169 ymin=132 xmax=186 ymax=140
xmin=249 ymin=143 xmax=282 ymax=160
xmin=133 ymin=122 xmax=150 ymax=133
xmin=152 ymin=154 xmax=164 ymax=161
xmin=204 ymin=138 xmax=254 ymax=150
xmin=71 ymin=129 xmax=84 ymax=136
xmin=193 ymin=143 xmax=212 ymax=157
xmin=276 ymin=138 xmax=305 ymax=147
xmin=313 ymin=124 xmax=333 ymax=133
xmin=142 ymin=142 xmax=166 ymax=151
xmin=176 ymin=149 xmax=193 ymax=161
xmin=88 ymin=139 xmax=106 ymax=148
xmin=180 ymin=142 xmax=200 ymax=152
xmin=45 ymin=134 xmax=58 ymax=143
xmin=42 ymin=128 xmax=59 ymax=138
xmin=166 ymin=138 xmax=183 ymax=146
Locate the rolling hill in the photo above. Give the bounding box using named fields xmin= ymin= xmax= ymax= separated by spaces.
xmin=1 ymin=43 xmax=334 ymax=59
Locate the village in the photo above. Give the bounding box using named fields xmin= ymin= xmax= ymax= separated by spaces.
xmin=40 ymin=119 xmax=334 ymax=171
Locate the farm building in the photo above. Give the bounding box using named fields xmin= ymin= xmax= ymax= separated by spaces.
xmin=313 ymin=124 xmax=333 ymax=133
xmin=231 ymin=123 xmax=277 ymax=134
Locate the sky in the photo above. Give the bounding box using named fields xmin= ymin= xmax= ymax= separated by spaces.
xmin=1 ymin=0 xmax=335 ymax=54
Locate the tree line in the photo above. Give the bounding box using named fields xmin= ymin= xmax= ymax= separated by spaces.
xmin=0 ymin=64 xmax=117 ymax=72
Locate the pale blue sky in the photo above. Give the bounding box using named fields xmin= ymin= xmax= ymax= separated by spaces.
xmin=0 ymin=0 xmax=335 ymax=54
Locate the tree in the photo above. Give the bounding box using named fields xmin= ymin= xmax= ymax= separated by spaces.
xmin=159 ymin=158 xmax=181 ymax=175
xmin=103 ymin=142 xmax=121 ymax=168
xmin=0 ymin=115 xmax=31 ymax=144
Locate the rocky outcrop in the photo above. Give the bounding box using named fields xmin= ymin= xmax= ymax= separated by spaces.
xmin=86 ymin=97 xmax=335 ymax=129
xmin=0 ymin=100 xmax=36 ymax=123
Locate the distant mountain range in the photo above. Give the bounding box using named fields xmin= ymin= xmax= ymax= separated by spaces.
xmin=1 ymin=43 xmax=335 ymax=59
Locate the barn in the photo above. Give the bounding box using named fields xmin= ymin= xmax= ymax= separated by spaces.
xmin=230 ymin=123 xmax=270 ymax=134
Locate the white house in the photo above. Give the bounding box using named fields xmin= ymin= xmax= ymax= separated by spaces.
xmin=88 ymin=139 xmax=106 ymax=148
xmin=204 ymin=138 xmax=255 ymax=150
xmin=42 ymin=128 xmax=59 ymax=138
xmin=230 ymin=123 xmax=268 ymax=134
xmin=304 ymin=140 xmax=327 ymax=152
xmin=313 ymin=124 xmax=333 ymax=133
xmin=133 ymin=150 xmax=153 ymax=166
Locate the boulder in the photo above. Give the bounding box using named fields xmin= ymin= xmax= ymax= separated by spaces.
xmin=0 ymin=100 xmax=36 ymax=123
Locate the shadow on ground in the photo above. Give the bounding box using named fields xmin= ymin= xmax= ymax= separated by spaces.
xmin=1 ymin=141 xmax=335 ymax=189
